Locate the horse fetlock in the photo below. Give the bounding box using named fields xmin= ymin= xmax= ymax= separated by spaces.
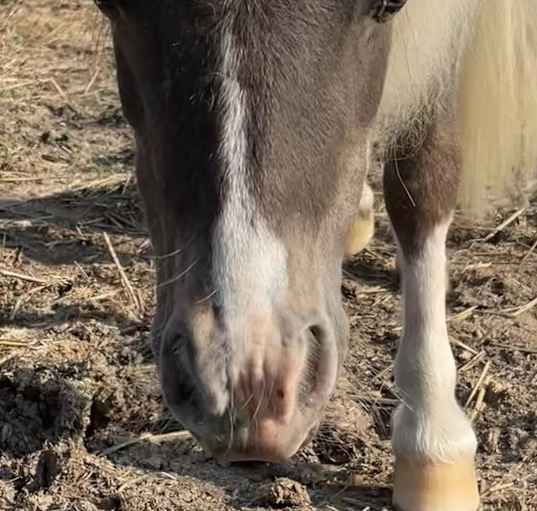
xmin=393 ymin=456 xmax=480 ymax=511
xmin=392 ymin=401 xmax=477 ymax=463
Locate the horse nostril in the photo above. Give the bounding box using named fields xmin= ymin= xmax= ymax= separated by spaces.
xmin=160 ymin=313 xmax=339 ymax=463
xmin=308 ymin=325 xmax=325 ymax=345
xmin=298 ymin=323 xmax=338 ymax=409
xmin=306 ymin=325 xmax=329 ymax=359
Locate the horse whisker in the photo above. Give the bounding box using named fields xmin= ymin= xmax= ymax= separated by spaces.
xmin=157 ymin=258 xmax=200 ymax=289
xmin=251 ymin=380 xmax=266 ymax=424
xmin=195 ymin=289 xmax=218 ymax=305
xmin=151 ymin=234 xmax=199 ymax=261
xmin=226 ymin=385 xmax=236 ymax=455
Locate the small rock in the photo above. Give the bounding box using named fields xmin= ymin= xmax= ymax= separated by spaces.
xmin=254 ymin=477 xmax=311 ymax=508
xmin=484 ymin=379 xmax=508 ymax=407
xmin=483 ymin=427 xmax=501 ymax=454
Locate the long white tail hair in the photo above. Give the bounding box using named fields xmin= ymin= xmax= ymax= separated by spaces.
xmin=458 ymin=0 xmax=537 ymax=213
xmin=380 ymin=0 xmax=537 ymax=216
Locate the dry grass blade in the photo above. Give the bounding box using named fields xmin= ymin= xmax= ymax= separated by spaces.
xmin=0 ymin=177 xmax=44 ymax=183
xmin=0 ymin=353 xmax=17 ymax=368
xmin=490 ymin=343 xmax=537 ymax=354
xmin=482 ymin=481 xmax=516 ymax=496
xmin=0 ymin=339 xmax=30 ymax=348
xmin=117 ymin=475 xmax=151 ymax=493
xmin=459 ymin=351 xmax=486 ymax=372
xmin=103 ymin=232 xmax=143 ymax=317
xmin=0 ymin=268 xmax=49 ymax=285
xmin=353 ymin=395 xmax=399 ymax=407
xmin=99 ymin=431 xmax=192 ymax=457
xmin=451 ymin=337 xmax=479 ymax=355
xmin=9 ymin=284 xmax=48 ymax=321
xmin=482 ymin=207 xmax=527 ymax=242
xmin=448 ymin=305 xmax=479 ymax=323
xmin=47 ymin=76 xmax=70 ymax=104
xmin=89 ymin=290 xmax=121 ymax=302
xmin=508 ymin=295 xmax=537 ymax=318
xmin=470 ymin=375 xmax=490 ymax=422
xmin=66 ymin=174 xmax=130 ymax=195
xmin=464 ymin=361 xmax=491 ymax=408
xmin=522 ymin=238 xmax=537 ymax=262
xmin=0 ymin=337 xmax=40 ymax=369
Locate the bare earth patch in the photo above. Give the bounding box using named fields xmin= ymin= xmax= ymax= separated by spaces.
xmin=1 ymin=1 xmax=536 ymax=510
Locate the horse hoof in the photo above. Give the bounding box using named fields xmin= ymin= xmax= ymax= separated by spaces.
xmin=344 ymin=183 xmax=375 ymax=257
xmin=393 ymin=457 xmax=480 ymax=511
xmin=344 ymin=212 xmax=374 ymax=256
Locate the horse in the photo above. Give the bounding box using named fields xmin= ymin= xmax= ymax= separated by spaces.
xmin=95 ymin=1 xmax=537 ymax=509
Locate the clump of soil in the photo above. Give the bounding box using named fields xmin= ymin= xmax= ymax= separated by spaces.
xmin=0 ymin=367 xmax=93 ymax=455
xmin=255 ymin=478 xmax=311 ymax=508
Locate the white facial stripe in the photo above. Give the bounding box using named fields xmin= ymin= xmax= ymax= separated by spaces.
xmin=213 ymin=20 xmax=288 ymax=325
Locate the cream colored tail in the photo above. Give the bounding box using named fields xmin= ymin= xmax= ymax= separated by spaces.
xmin=458 ymin=0 xmax=537 ymax=215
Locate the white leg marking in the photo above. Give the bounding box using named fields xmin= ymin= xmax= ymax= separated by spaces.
xmin=392 ymin=218 xmax=477 ymax=463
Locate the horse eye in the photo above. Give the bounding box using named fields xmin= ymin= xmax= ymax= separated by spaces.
xmin=370 ymin=0 xmax=408 ymax=23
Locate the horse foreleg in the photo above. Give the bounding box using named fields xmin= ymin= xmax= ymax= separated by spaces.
xmin=383 ymin=116 xmax=479 ymax=511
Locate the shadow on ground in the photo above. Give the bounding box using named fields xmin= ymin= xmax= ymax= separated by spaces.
xmin=0 ymin=179 xmax=147 ymax=268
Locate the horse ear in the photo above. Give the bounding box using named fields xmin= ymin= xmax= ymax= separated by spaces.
xmin=370 ymin=0 xmax=408 ymax=23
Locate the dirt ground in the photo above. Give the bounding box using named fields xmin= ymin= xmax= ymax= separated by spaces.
xmin=1 ymin=1 xmax=536 ymax=510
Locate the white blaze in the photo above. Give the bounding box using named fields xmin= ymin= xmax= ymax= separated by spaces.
xmin=213 ymin=22 xmax=288 ymax=328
